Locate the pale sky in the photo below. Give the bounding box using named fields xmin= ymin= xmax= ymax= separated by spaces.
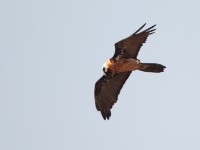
xmin=1 ymin=0 xmax=200 ymax=150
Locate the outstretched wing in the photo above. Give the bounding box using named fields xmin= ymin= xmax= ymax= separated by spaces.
xmin=94 ymin=72 xmax=131 ymax=120
xmin=113 ymin=23 xmax=156 ymax=59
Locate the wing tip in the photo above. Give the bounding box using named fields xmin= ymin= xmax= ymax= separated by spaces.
xmin=101 ymin=109 xmax=111 ymax=120
xmin=144 ymin=24 xmax=157 ymax=32
xmin=134 ymin=23 xmax=157 ymax=35
xmin=133 ymin=23 xmax=146 ymax=34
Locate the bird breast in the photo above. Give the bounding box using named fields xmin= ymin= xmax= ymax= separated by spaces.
xmin=104 ymin=59 xmax=140 ymax=73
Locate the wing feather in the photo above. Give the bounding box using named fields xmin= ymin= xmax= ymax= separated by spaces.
xmin=94 ymin=72 xmax=131 ymax=120
xmin=113 ymin=24 xmax=156 ymax=59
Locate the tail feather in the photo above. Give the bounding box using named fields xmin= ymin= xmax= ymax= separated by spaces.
xmin=139 ymin=63 xmax=166 ymax=73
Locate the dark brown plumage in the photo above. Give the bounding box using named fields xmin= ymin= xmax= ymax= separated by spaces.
xmin=94 ymin=23 xmax=166 ymax=120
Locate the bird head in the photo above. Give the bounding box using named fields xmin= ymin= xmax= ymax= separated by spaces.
xmin=102 ymin=60 xmax=112 ymax=76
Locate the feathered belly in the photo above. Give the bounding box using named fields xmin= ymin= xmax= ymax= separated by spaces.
xmin=109 ymin=58 xmax=140 ymax=73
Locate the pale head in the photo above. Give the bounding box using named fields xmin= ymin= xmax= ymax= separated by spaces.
xmin=102 ymin=60 xmax=112 ymax=75
xmin=102 ymin=62 xmax=108 ymax=75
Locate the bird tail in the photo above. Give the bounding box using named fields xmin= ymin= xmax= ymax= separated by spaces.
xmin=138 ymin=63 xmax=166 ymax=73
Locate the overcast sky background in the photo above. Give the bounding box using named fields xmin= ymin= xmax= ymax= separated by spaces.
xmin=1 ymin=0 xmax=200 ymax=150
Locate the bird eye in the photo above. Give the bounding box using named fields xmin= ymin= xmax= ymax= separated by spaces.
xmin=103 ymin=67 xmax=106 ymax=72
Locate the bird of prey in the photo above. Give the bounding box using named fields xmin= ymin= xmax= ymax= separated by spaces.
xmin=94 ymin=23 xmax=166 ymax=120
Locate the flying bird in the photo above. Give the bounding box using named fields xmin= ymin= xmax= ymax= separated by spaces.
xmin=94 ymin=23 xmax=166 ymax=120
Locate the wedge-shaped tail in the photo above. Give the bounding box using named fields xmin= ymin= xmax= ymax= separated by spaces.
xmin=139 ymin=63 xmax=166 ymax=73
